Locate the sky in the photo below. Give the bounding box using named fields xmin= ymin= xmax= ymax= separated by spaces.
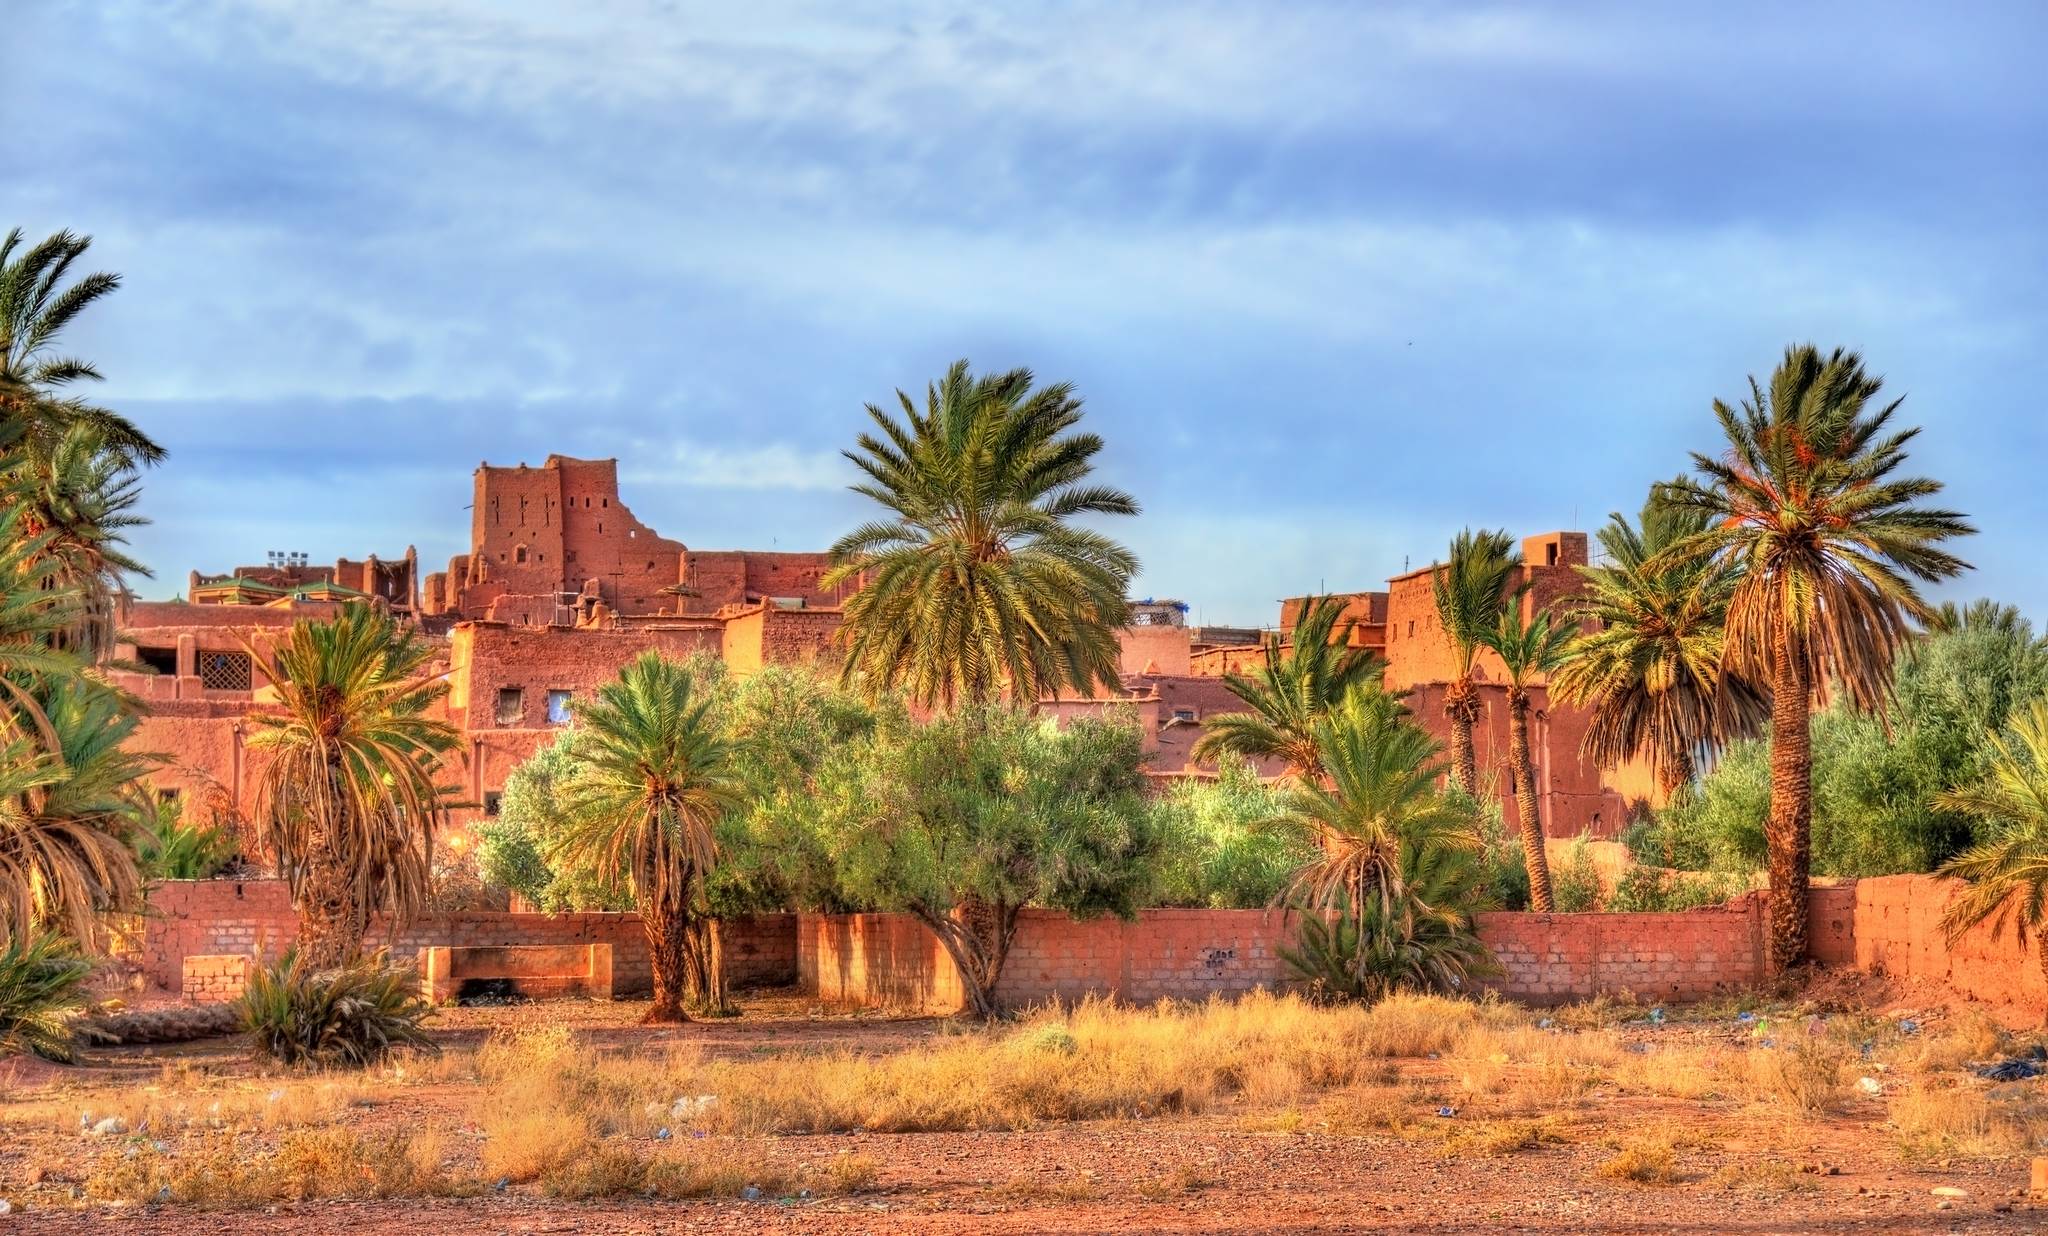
xmin=8 ymin=1 xmax=2045 ymax=627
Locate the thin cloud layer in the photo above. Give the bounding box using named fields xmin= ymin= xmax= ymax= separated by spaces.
xmin=7 ymin=2 xmax=2042 ymax=622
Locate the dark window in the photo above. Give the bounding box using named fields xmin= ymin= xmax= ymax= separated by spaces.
xmin=546 ymin=690 xmax=572 ymax=724
xmin=483 ymin=792 xmax=502 ymax=817
xmin=495 ymin=687 xmax=524 ymax=726
xmin=136 ymin=646 xmax=177 ymax=675
xmin=156 ymin=788 xmax=181 ymax=804
xmin=1546 ymin=543 xmax=1559 ymax=566
xmin=1172 ymin=708 xmax=1197 ymax=722
xmin=515 ymin=545 xmax=529 ymax=564
xmin=198 ymin=650 xmax=253 ymax=691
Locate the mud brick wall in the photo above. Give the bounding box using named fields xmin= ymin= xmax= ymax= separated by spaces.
xmin=135 ymin=881 xmax=796 ymax=999
xmin=798 ymin=913 xmax=963 ymax=1011
xmin=1474 ymin=905 xmax=1765 ymax=1005
xmin=180 ymin=954 xmax=254 ymax=1002
xmin=1837 ymin=874 xmax=2047 ymax=1021
xmin=799 ymin=905 xmax=1773 ymax=1013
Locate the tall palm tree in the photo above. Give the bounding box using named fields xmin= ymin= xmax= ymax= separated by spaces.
xmin=552 ymin=652 xmax=741 ymax=1023
xmin=824 ymin=360 xmax=1139 ymax=711
xmin=1928 ymin=598 xmax=2032 ymax=639
xmin=1430 ymin=528 xmax=1520 ymax=794
xmin=1661 ymin=345 xmax=1972 ymax=969
xmin=1550 ymin=487 xmax=1766 ymax=799
xmin=1192 ymin=595 xmax=1386 ymax=777
xmin=1934 ymin=701 xmax=2048 ymax=1000
xmin=1480 ymin=605 xmax=1576 ymax=911
xmin=1270 ymin=690 xmax=1488 ymax=993
xmin=0 ymin=677 xmax=152 ymax=946
xmin=244 ymin=603 xmax=459 ymax=968
xmin=0 ymin=228 xmax=161 ymax=462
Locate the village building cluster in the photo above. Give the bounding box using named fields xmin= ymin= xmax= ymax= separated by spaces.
xmin=114 ymin=454 xmax=1653 ymax=847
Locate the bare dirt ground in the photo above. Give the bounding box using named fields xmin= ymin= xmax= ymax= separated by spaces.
xmin=3 ymin=986 xmax=2042 ymax=1235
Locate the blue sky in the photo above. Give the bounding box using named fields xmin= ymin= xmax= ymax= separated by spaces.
xmin=9 ymin=2 xmax=2044 ymax=626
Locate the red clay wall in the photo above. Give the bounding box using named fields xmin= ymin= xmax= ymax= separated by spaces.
xmin=1833 ymin=874 xmax=2047 ymax=1021
xmin=134 ymin=881 xmax=796 ymax=998
xmin=797 ymin=903 xmax=1772 ymax=1013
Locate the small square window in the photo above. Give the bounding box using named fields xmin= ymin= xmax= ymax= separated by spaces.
xmin=483 ymin=792 xmax=502 ymax=817
xmin=136 ymin=646 xmax=177 ymax=675
xmin=495 ymin=687 xmax=524 ymax=726
xmin=546 ymin=690 xmax=572 ymax=724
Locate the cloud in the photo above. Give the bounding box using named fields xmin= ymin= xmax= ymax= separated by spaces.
xmin=624 ymin=441 xmax=848 ymax=493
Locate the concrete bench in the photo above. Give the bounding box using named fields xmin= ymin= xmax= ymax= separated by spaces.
xmin=420 ymin=943 xmax=614 ymax=1004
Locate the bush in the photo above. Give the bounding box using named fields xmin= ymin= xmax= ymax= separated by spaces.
xmin=1644 ymin=615 xmax=2048 ymax=877
xmin=0 ymin=933 xmax=93 ymax=1062
xmin=238 ymin=949 xmax=439 ymax=1067
xmin=1550 ymin=841 xmax=1605 ymax=912
xmin=1604 ymin=865 xmax=1746 ymax=912
xmin=1147 ymin=759 xmax=1309 ymax=908
xmin=137 ymin=800 xmax=237 ymax=881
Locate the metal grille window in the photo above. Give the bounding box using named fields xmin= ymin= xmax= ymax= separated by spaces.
xmin=198 ymin=650 xmax=252 ymax=691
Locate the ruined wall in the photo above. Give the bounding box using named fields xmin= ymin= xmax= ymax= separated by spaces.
xmin=719 ymin=605 xmax=843 ymax=675
xmin=134 ymin=881 xmax=797 ymax=996
xmin=798 ymin=902 xmax=1773 ymax=1013
xmin=681 ymin=550 xmax=846 ymax=615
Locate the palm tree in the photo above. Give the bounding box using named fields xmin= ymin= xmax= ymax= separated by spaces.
xmin=0 ymin=677 xmax=152 ymax=946
xmin=552 ymin=652 xmax=741 ymax=1022
xmin=0 ymin=228 xmax=161 ymax=462
xmin=1192 ymin=595 xmax=1385 ymax=777
xmin=1660 ymin=345 xmax=1972 ymax=969
xmin=1430 ymin=528 xmax=1520 ymax=794
xmin=1934 ymin=701 xmax=2048 ymax=999
xmin=824 ymin=360 xmax=1139 ymax=711
xmin=1550 ymin=488 xmax=1766 ymax=799
xmin=1270 ymin=690 xmax=1488 ymax=995
xmin=1480 ymin=604 xmax=1576 ymax=911
xmin=7 ymin=425 xmax=148 ymax=658
xmin=244 ymin=603 xmax=459 ymax=968
xmin=1928 ymin=598 xmax=2031 ymax=639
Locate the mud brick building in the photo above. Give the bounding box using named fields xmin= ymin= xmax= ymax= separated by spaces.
xmin=115 ymin=451 xmax=1650 ymax=848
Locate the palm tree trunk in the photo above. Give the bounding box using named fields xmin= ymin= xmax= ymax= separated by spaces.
xmin=1507 ymin=690 xmax=1555 ymax=912
xmin=681 ymin=917 xmax=731 ymax=1015
xmin=1444 ymin=677 xmax=1480 ymax=794
xmin=1659 ymin=750 xmax=1695 ymax=802
xmin=642 ymin=899 xmax=693 ymax=1024
xmin=295 ymin=842 xmax=359 ymax=970
xmin=1764 ymin=617 xmax=1812 ymax=973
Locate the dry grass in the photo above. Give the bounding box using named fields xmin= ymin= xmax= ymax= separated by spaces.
xmin=1889 ymin=1079 xmax=2048 ymax=1160
xmin=1708 ymin=1159 xmax=1818 ymax=1194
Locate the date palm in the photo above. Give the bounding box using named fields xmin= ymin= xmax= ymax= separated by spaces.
xmin=1660 ymin=345 xmax=1972 ymax=969
xmin=7 ymin=425 xmax=148 ymax=658
xmin=1934 ymin=701 xmax=2048 ymax=1001
xmin=1550 ymin=488 xmax=1765 ymax=799
xmin=1275 ymin=689 xmax=1478 ymax=916
xmin=1192 ymin=595 xmax=1386 ymax=777
xmin=0 ymin=228 xmax=161 ymax=462
xmin=1479 ymin=605 xmax=1576 ymax=911
xmin=1431 ymin=528 xmax=1520 ymax=794
xmin=552 ymin=652 xmax=741 ymax=1022
xmin=244 ymin=603 xmax=459 ymax=968
xmin=824 ymin=360 xmax=1139 ymax=711
xmin=0 ymin=677 xmax=152 ymax=946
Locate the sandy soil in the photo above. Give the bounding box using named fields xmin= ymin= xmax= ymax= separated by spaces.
xmin=2 ymin=987 xmax=2041 ymax=1234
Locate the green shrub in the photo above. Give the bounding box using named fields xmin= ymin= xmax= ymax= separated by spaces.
xmin=238 ymin=949 xmax=439 ymax=1067
xmin=1147 ymin=759 xmax=1309 ymax=908
xmin=1604 ymin=865 xmax=1746 ymax=912
xmin=1550 ymin=841 xmax=1605 ymax=912
xmin=0 ymin=934 xmax=93 ymax=1062
xmin=138 ymin=802 xmax=237 ymax=880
